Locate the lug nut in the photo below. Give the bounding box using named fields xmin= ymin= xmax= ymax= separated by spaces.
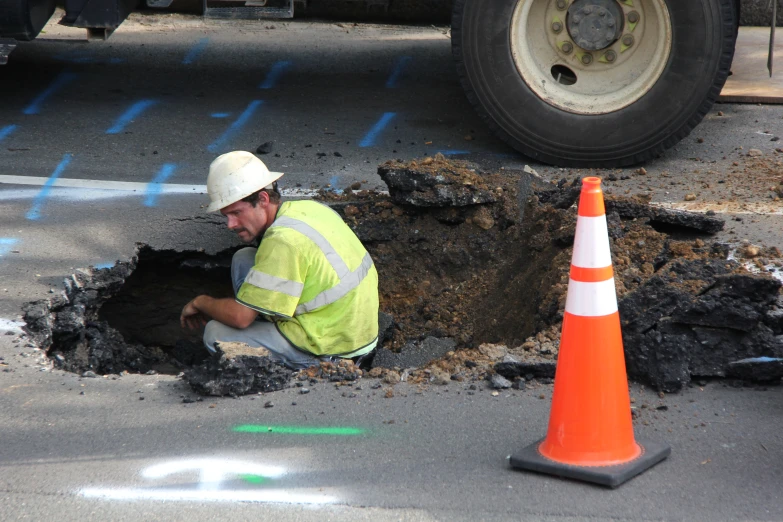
xmin=622 ymin=34 xmax=635 ymax=47
xmin=556 ymin=0 xmax=566 ymax=10
xmin=552 ymin=21 xmax=563 ymax=33
xmin=581 ymin=53 xmax=593 ymax=65
xmin=561 ymin=41 xmax=573 ymax=54
xmin=605 ymin=50 xmax=617 ymax=62
xmin=627 ymin=11 xmax=640 ymax=23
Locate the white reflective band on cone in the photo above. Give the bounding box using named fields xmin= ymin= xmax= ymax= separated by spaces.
xmin=571 ymin=215 xmax=612 ymax=269
xmin=564 ymin=278 xmax=619 ymax=317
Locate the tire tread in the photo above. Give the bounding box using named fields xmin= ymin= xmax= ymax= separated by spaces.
xmin=451 ymin=0 xmax=737 ymax=168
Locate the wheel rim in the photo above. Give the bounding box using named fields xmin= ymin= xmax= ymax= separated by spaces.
xmin=510 ymin=0 xmax=672 ymax=115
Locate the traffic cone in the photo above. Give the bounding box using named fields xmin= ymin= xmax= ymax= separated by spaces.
xmin=510 ymin=177 xmax=670 ymax=488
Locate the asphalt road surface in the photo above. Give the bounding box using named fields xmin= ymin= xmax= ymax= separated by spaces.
xmin=1 ymin=13 xmax=782 ymax=521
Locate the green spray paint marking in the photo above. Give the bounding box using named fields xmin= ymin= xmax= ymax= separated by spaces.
xmin=240 ymin=474 xmax=268 ymax=485
xmin=233 ymin=425 xmax=365 ymax=436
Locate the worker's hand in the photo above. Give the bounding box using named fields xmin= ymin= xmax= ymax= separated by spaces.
xmin=181 ymin=298 xmax=208 ymax=330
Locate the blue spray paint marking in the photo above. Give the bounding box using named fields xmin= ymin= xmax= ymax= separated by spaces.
xmin=106 ymin=99 xmax=159 ymax=134
xmin=23 ymin=72 xmax=78 ymax=115
xmin=211 ymin=112 xmax=230 ymax=118
xmin=94 ymin=262 xmax=115 ymax=269
xmin=0 ymin=125 xmax=18 ymax=142
xmin=328 ymin=175 xmax=343 ymax=194
xmin=259 ymin=61 xmax=292 ymax=89
xmin=144 ymin=163 xmax=177 ymax=207
xmin=182 ymin=38 xmax=209 ymax=65
xmin=436 ymin=150 xmax=471 ymax=156
xmin=26 ymin=153 xmax=73 ymax=221
xmin=736 ymin=356 xmax=782 ymax=363
xmin=0 ymin=238 xmax=19 ymax=256
xmin=385 ymin=56 xmax=412 ymax=88
xmin=208 ymin=100 xmax=263 ymax=153
xmin=359 ymin=112 xmax=396 ymax=147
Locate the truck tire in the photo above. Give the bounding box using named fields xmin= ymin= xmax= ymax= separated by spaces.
xmin=452 ymin=0 xmax=737 ymax=167
xmin=0 ymin=0 xmax=57 ymax=41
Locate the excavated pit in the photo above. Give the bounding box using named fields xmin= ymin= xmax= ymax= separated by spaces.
xmin=23 ymin=247 xmax=236 ymax=376
xmin=21 ymin=155 xmax=783 ymax=393
xmin=96 ymin=248 xmax=235 ymax=370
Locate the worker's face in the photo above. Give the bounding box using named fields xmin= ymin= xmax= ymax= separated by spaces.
xmin=220 ymin=198 xmax=269 ymax=242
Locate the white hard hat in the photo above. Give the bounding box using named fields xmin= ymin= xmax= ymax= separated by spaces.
xmin=206 ymin=151 xmax=284 ymax=212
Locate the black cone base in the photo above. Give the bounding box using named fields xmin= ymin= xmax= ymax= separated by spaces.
xmin=510 ymin=439 xmax=671 ymax=488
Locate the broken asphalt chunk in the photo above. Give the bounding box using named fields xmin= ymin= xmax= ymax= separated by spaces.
xmin=372 ymin=337 xmax=456 ymax=370
xmin=494 ymin=357 xmax=556 ymax=380
xmin=488 ymin=373 xmax=512 ymax=389
xmin=620 ymin=259 xmax=783 ymax=392
xmin=378 ymin=155 xmax=496 ymax=207
xmin=184 ymin=342 xmax=293 ymax=397
xmin=605 ymin=197 xmax=725 ymax=234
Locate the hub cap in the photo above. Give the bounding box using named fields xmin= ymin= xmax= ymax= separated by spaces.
xmin=567 ymin=0 xmax=624 ymax=51
xmin=509 ymin=0 xmax=673 ymax=115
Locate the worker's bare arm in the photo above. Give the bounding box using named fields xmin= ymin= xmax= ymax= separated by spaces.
xmin=181 ymin=295 xmax=259 ymax=330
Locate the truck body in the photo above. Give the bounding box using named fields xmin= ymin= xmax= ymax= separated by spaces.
xmin=0 ymin=0 xmax=778 ymax=167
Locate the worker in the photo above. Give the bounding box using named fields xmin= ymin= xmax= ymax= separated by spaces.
xmin=180 ymin=151 xmax=379 ymax=369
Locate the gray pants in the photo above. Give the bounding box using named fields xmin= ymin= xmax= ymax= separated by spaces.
xmin=202 ymin=247 xmax=324 ymax=370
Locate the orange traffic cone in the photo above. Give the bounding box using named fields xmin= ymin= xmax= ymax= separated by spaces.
xmin=510 ymin=177 xmax=670 ymax=488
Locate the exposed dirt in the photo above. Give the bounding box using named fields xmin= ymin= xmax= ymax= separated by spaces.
xmin=325 ymin=155 xmax=783 ymax=391
xmin=20 ymin=154 xmax=783 ymax=393
xmin=329 ymin=158 xmax=715 ymax=350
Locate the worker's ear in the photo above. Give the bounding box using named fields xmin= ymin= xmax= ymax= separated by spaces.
xmin=257 ymin=190 xmax=271 ymax=207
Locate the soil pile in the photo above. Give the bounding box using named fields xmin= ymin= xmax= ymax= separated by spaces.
xmin=328 ymin=155 xmax=783 ymax=391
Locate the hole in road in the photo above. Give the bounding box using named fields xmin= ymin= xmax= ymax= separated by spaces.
xmin=98 ymin=248 xmax=232 ymax=353
xmin=551 ymin=65 xmax=577 ymax=86
xmin=20 ymin=156 xmax=783 ymax=392
xmin=31 ymin=247 xmax=238 ymax=375
xmin=97 ymin=247 xmax=236 ymax=373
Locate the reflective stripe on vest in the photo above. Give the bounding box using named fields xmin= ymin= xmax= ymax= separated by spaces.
xmin=295 ymin=252 xmax=374 ymax=315
xmin=244 ymin=269 xmax=304 ymax=298
xmin=270 ymin=215 xmax=374 ymax=315
xmin=272 ymin=216 xmax=350 ymax=278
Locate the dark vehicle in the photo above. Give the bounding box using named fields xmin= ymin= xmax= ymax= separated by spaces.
xmin=0 ymin=0 xmax=775 ymax=166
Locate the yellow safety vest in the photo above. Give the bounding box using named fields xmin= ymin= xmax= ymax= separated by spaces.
xmin=236 ymin=200 xmax=379 ymax=357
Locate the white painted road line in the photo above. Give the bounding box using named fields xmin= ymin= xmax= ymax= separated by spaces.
xmin=79 ymin=488 xmax=337 ymax=504
xmin=0 ymin=175 xmax=206 ymax=193
xmin=0 ymin=175 xmax=320 ymax=198
xmin=0 ymin=318 xmax=25 ymax=332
